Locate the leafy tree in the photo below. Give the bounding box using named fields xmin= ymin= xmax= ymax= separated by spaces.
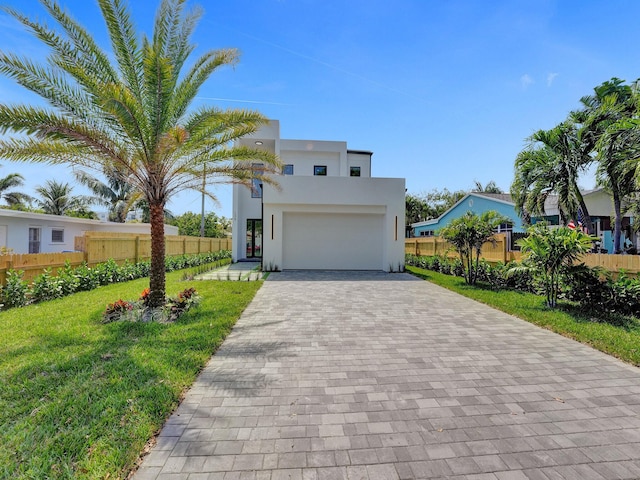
xmin=511 ymin=121 xmax=592 ymax=229
xmin=512 ymin=224 xmax=593 ymax=308
xmin=34 ymin=180 xmax=93 ymax=216
xmin=0 ymin=0 xmax=280 ymax=308
xmin=168 ymin=211 xmax=228 ymax=237
xmin=439 ymin=210 xmax=510 ymax=285
xmin=405 ymin=193 xmax=431 ymax=226
xmin=472 ymin=180 xmax=503 ymax=193
xmin=74 ymin=167 xmax=142 ymax=222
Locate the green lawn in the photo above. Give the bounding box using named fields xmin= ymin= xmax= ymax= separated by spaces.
xmin=0 ymin=272 xmax=261 ymax=479
xmin=407 ymin=265 xmax=640 ymax=366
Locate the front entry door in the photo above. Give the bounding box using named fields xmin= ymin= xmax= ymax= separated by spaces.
xmin=246 ymin=219 xmax=262 ymax=258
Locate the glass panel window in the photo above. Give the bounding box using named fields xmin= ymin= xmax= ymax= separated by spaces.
xmin=29 ymin=227 xmax=41 ymax=253
xmin=314 ymin=165 xmax=327 ymax=176
xmin=51 ymin=228 xmax=64 ymax=243
xmin=251 ymin=163 xmax=264 ymax=198
xmin=350 ymin=166 xmax=361 ymax=177
xmin=282 ymin=164 xmax=294 ymax=175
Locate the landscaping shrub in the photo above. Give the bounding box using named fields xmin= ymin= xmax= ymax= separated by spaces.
xmin=0 ymin=250 xmax=232 ymax=311
xmin=1 ymin=269 xmax=29 ymax=308
xmin=31 ymin=268 xmax=64 ymax=303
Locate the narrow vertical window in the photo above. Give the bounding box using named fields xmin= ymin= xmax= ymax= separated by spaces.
xmin=251 ymin=163 xmax=264 ymax=198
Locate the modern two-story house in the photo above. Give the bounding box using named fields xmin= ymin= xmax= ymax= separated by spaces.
xmin=232 ymin=121 xmax=406 ymax=271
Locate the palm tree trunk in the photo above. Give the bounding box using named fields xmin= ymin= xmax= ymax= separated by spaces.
xmin=613 ymin=189 xmax=623 ymax=254
xmin=149 ymin=201 xmax=166 ymax=308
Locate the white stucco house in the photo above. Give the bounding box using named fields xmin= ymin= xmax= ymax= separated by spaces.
xmin=232 ymin=121 xmax=406 ymax=271
xmin=0 ymin=208 xmax=178 ymax=254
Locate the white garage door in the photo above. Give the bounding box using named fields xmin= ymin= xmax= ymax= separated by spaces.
xmin=282 ymin=212 xmax=383 ymax=270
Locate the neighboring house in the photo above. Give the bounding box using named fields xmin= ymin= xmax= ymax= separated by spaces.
xmin=411 ymin=192 xmax=526 ymax=239
xmin=0 ymin=209 xmax=178 ymax=254
xmin=410 ymin=188 xmax=636 ymax=254
xmin=232 ymin=120 xmax=406 ymax=271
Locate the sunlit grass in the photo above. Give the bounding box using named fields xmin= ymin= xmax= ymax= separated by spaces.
xmin=0 ymin=272 xmax=261 ymax=479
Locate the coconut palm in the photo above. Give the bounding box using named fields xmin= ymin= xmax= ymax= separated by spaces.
xmin=511 ymin=121 xmax=592 ymax=229
xmin=579 ymin=79 xmax=640 ymax=253
xmin=74 ymin=167 xmax=142 ymax=222
xmin=472 ymin=180 xmax=503 ymax=194
xmin=35 ymin=179 xmax=92 ymax=216
xmin=0 ymin=170 xmax=32 ymax=207
xmin=0 ymin=0 xmax=280 ymax=307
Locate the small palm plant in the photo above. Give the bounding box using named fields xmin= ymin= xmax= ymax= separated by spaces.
xmin=511 ymin=223 xmax=593 ymax=308
xmin=439 ymin=210 xmax=510 ymax=285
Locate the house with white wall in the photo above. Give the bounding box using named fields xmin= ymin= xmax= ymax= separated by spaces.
xmin=232 ymin=120 xmax=406 ymax=271
xmin=0 ymin=208 xmax=178 ymax=254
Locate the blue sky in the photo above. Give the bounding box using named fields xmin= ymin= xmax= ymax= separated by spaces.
xmin=1 ymin=0 xmax=640 ymax=218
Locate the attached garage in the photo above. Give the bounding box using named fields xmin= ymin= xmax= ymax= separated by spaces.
xmin=282 ymin=212 xmax=384 ymax=270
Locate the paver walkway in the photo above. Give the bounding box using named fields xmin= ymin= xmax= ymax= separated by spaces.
xmin=134 ymin=271 xmax=640 ymax=480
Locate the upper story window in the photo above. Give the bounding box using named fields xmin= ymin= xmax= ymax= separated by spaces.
xmin=51 ymin=228 xmax=64 ymax=243
xmin=350 ymin=166 xmax=361 ymax=177
xmin=314 ymin=165 xmax=327 ymax=176
xmin=251 ymin=163 xmax=264 ymax=198
xmin=282 ymin=164 xmax=294 ymax=175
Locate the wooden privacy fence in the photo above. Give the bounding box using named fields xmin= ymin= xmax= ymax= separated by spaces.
xmin=405 ymin=234 xmax=522 ymax=264
xmin=0 ymin=233 xmax=231 ymax=286
xmin=74 ymin=232 xmax=232 ymax=266
xmin=405 ymin=235 xmax=640 ymax=275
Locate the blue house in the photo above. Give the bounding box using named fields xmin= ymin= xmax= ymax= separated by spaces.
xmin=411 ymin=192 xmax=526 ymax=237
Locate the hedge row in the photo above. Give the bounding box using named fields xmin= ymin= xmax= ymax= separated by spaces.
xmin=405 ymin=254 xmax=640 ymax=318
xmin=0 ymin=250 xmax=232 ymax=309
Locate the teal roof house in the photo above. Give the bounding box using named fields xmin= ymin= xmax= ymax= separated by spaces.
xmin=411 ymin=192 xmax=526 ymax=237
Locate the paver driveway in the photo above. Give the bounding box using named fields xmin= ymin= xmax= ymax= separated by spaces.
xmin=134 ymin=271 xmax=640 ymax=480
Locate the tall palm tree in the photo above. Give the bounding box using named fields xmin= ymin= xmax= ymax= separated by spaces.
xmin=511 ymin=121 xmax=592 ymax=229
xmin=35 ymin=179 xmax=91 ymax=216
xmin=579 ymin=79 xmax=640 ymax=253
xmin=0 ymin=0 xmax=280 ymax=307
xmin=0 ymin=170 xmax=32 ymax=207
xmin=74 ymin=167 xmax=142 ymax=222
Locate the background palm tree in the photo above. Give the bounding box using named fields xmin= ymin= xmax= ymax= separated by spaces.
xmin=34 ymin=180 xmax=92 ymax=216
xmin=0 ymin=0 xmax=280 ymax=307
xmin=0 ymin=169 xmax=32 ymax=208
xmin=472 ymin=180 xmax=503 ymax=193
xmin=511 ymin=121 xmax=592 ymax=229
xmin=578 ymin=78 xmax=640 ymax=252
xmin=74 ymin=167 xmax=142 ymax=222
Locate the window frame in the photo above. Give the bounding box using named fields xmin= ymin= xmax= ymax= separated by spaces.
xmin=314 ymin=165 xmax=327 ymax=176
xmin=51 ymin=228 xmax=64 ymax=243
xmin=350 ymin=166 xmax=361 ymax=177
xmin=282 ymin=164 xmax=294 ymax=175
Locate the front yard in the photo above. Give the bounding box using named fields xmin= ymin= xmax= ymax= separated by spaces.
xmin=0 ymin=271 xmax=261 ymax=479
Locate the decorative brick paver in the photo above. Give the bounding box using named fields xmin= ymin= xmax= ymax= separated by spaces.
xmin=134 ymin=271 xmax=640 ymax=479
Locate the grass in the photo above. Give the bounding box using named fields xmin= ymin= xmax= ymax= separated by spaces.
xmin=407 ymin=265 xmax=640 ymax=366
xmin=0 ymin=271 xmax=262 ymax=479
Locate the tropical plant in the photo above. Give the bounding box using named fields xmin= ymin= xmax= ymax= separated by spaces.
xmin=0 ymin=0 xmax=281 ymax=308
xmin=74 ymin=167 xmax=142 ymax=222
xmin=168 ymin=211 xmax=227 ymax=237
xmin=472 ymin=180 xmax=503 ymax=193
xmin=511 ymin=121 xmax=593 ymax=229
xmin=34 ymin=180 xmax=94 ymax=216
xmin=512 ymin=224 xmax=593 ymax=308
xmin=579 ymin=78 xmax=640 ymax=253
xmin=438 ymin=210 xmax=510 ymax=285
xmin=0 ymin=168 xmax=32 ymax=207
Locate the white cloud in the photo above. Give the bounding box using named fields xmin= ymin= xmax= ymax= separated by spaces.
xmin=547 ymin=72 xmax=559 ymax=87
xmin=520 ymin=74 xmax=534 ymax=89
